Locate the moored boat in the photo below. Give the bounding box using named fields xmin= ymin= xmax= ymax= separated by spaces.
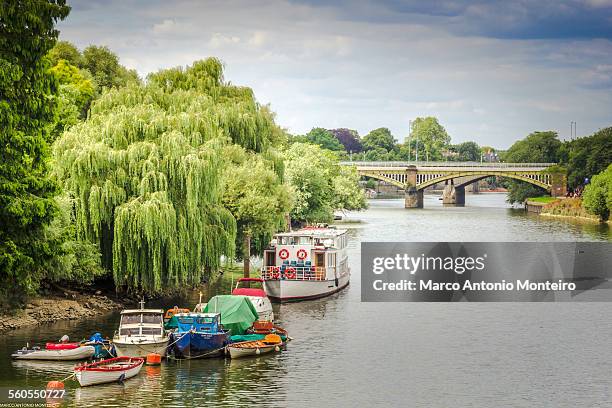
xmin=227 ymin=334 xmax=283 ymax=359
xmin=113 ymin=301 xmax=169 ymax=358
xmin=11 ymin=344 xmax=95 ymax=361
xmin=169 ymin=312 xmax=230 ymax=359
xmin=261 ymin=226 xmax=350 ymax=302
xmin=247 ymin=321 xmax=288 ymax=338
xmin=74 ymin=356 xmax=144 ymax=387
xmin=231 ymin=278 xmax=274 ymax=321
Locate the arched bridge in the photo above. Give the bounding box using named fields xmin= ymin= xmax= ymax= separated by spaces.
xmin=340 ymin=161 xmax=567 ymax=208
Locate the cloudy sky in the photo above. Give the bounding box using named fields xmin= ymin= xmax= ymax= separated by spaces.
xmin=58 ymin=0 xmax=612 ymax=148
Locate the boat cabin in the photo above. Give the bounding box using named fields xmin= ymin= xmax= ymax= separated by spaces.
xmin=118 ymin=308 xmax=165 ymax=337
xmin=261 ymin=226 xmax=349 ymax=281
xmin=174 ymin=313 xmax=222 ymax=334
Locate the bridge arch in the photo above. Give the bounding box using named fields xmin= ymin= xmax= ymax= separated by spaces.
xmin=417 ymin=171 xmax=551 ymax=191
xmin=360 ymin=171 xmax=406 ymax=189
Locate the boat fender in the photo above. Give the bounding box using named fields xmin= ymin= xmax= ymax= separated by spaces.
xmin=275 ymin=346 xmax=280 ymax=352
xmin=256 ymin=348 xmax=261 ymax=355
xmin=117 ymin=373 xmax=126 ymax=384
xmin=46 ymin=381 xmax=64 ymax=390
xmin=335 ymin=278 xmax=339 ymax=287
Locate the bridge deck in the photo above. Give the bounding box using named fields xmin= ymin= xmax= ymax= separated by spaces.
xmin=340 ymin=161 xmax=555 ymax=172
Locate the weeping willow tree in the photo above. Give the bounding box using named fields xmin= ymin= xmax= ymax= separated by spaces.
xmin=53 ymin=58 xmax=281 ymax=294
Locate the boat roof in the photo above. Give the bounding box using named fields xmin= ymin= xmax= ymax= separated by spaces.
xmin=275 ymin=227 xmax=347 ymax=238
xmin=175 ymin=312 xmax=220 ymax=318
xmin=120 ymin=309 xmax=164 ymax=314
xmin=232 ymin=288 xmax=267 ymax=297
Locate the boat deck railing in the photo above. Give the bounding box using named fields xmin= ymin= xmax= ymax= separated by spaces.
xmin=261 ymin=265 xmax=332 ymax=281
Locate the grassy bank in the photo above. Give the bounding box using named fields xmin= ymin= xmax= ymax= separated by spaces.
xmin=539 ymin=198 xmax=601 ymax=222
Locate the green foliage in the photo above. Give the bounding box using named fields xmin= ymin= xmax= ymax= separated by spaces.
xmin=582 ymin=164 xmax=612 ymax=221
xmin=304 ymin=127 xmax=345 ymax=151
xmin=504 ymin=131 xmax=562 ymax=203
xmin=0 ymin=0 xmax=70 ymax=306
xmin=222 ymin=146 xmax=292 ymax=257
xmin=284 ymin=143 xmax=366 ymax=223
xmin=82 ymin=45 xmax=140 ymax=89
xmin=53 ymin=59 xmax=280 ymax=295
xmin=50 ymin=59 xmax=95 ymax=112
xmin=47 ymin=40 xmax=83 ymax=67
xmin=362 ymin=128 xmax=397 ymax=152
xmin=456 ymin=141 xmax=481 ymax=161
xmin=43 ymin=195 xmax=106 ymax=284
xmin=503 ymin=131 xmax=561 ymax=163
xmin=562 ymin=127 xmax=612 ymax=189
xmin=408 ymin=117 xmax=451 ymax=161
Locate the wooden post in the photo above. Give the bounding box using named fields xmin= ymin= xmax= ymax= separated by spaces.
xmin=243 ymin=233 xmax=250 ymax=278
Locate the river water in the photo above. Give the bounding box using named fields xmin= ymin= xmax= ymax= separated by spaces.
xmin=1 ymin=193 xmax=611 ymax=407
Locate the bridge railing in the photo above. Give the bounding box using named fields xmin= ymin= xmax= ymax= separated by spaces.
xmin=340 ymin=161 xmax=556 ymax=168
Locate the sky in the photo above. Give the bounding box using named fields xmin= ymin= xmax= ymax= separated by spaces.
xmin=57 ymin=0 xmax=612 ymax=148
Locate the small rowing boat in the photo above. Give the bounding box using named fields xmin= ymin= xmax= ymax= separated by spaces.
xmin=74 ymin=356 xmax=144 ymax=387
xmin=11 ymin=344 xmax=95 ymax=361
xmin=227 ymin=334 xmax=283 ymax=359
xmin=247 ymin=320 xmax=288 ymax=337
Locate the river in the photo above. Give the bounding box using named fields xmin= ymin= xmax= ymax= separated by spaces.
xmin=1 ymin=193 xmax=611 ymax=407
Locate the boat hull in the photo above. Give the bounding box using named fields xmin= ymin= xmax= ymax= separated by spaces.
xmin=75 ymin=360 xmax=144 ymax=386
xmin=113 ymin=339 xmax=168 ymax=358
xmin=11 ymin=346 xmax=95 ymax=361
xmin=246 ymin=296 xmax=274 ymax=321
xmin=172 ymin=332 xmax=229 ymax=359
xmin=264 ymin=274 xmax=350 ymax=302
xmin=227 ymin=344 xmax=278 ymax=359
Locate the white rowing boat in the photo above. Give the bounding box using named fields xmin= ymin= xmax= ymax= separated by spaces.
xmin=74 ymin=356 xmax=144 ymax=387
xmin=11 ymin=345 xmax=95 ymax=361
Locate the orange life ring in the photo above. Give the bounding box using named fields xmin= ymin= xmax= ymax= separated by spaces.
xmin=284 ymin=267 xmax=296 ymax=280
xmin=296 ymin=249 xmax=307 ymax=260
xmin=271 ymin=266 xmax=280 ymax=279
xmin=279 ymin=249 xmax=289 ymax=260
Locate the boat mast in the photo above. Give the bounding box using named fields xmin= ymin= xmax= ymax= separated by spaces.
xmin=139 ymin=298 xmax=145 ymax=310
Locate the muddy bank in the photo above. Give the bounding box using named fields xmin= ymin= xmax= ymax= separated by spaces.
xmin=0 ymin=291 xmax=124 ymax=334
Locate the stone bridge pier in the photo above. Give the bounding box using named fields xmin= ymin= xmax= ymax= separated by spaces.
xmin=404 ymin=165 xmax=423 ymax=208
xmin=442 ymin=182 xmax=465 ymax=206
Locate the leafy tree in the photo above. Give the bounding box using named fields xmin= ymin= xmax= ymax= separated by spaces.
xmin=409 ymin=117 xmax=451 ymax=161
xmin=284 ymin=143 xmax=366 ymax=223
xmin=503 ymin=131 xmax=562 ymax=203
xmin=329 ymin=128 xmax=362 ymax=153
xmin=456 ymin=141 xmax=481 ymax=161
xmin=47 ymin=39 xmax=83 ymax=67
xmin=82 ymin=45 xmax=140 ymax=89
xmin=582 ymin=164 xmax=612 ymax=221
xmin=562 ymin=127 xmax=612 ymax=189
xmin=305 ymin=127 xmax=345 ymax=151
xmin=362 ymin=127 xmax=397 ymax=153
xmin=50 ymin=59 xmax=95 ymax=114
xmin=222 ymin=146 xmax=292 ymax=276
xmin=0 ymin=0 xmax=70 ymax=306
xmin=54 ymin=59 xmax=279 ymax=295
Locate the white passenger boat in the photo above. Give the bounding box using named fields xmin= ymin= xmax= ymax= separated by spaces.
xmin=113 ymin=301 xmax=169 ymax=357
xmin=11 ymin=345 xmax=95 ymax=361
xmin=74 ymin=356 xmax=144 ymax=386
xmin=231 ymin=278 xmax=274 ymax=321
xmin=261 ymin=226 xmax=350 ymax=302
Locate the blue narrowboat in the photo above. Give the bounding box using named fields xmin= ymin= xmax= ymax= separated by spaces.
xmin=169 ymin=313 xmax=230 ymax=359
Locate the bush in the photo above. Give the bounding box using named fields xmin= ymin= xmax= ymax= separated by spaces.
xmin=582 ymin=164 xmax=612 ymax=221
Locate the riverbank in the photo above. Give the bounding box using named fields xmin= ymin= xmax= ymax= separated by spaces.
xmin=525 ymin=197 xmax=611 ymax=225
xmin=0 ymin=290 xmax=124 ymax=334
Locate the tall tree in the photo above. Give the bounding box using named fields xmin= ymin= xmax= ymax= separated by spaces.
xmin=0 ymin=0 xmax=70 ymax=305
xmin=503 ymin=131 xmax=562 ymax=203
xmin=562 ymin=127 xmax=612 ymax=189
xmin=305 ymin=127 xmax=345 ymax=152
xmin=82 ymin=45 xmax=140 ymax=89
xmin=47 ymin=39 xmax=82 ymax=67
xmin=329 ymin=128 xmax=362 ymax=153
xmin=54 ymin=59 xmax=279 ymax=294
xmin=409 ymin=117 xmax=451 ymax=161
xmin=456 ymin=141 xmax=481 ymax=161
xmin=362 ymin=128 xmax=397 ymax=153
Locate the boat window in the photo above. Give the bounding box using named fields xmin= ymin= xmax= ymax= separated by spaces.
xmin=178 ymin=317 xmax=195 ymax=325
xmin=119 ymin=328 xmax=140 ymax=336
xmin=141 ymin=327 xmax=162 ymax=336
xmin=142 ymin=314 xmax=162 ymax=324
xmin=198 ymin=316 xmax=215 ymax=324
xmin=298 ymin=236 xmax=310 ymax=244
xmin=121 ymin=314 xmax=141 ymax=325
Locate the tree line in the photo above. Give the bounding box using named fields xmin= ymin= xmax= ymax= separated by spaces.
xmin=0 ymin=1 xmax=366 ymax=306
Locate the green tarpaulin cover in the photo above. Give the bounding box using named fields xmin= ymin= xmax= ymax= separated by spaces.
xmin=203 ymin=295 xmax=259 ymax=335
xmin=164 ymin=316 xmax=179 ymax=331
